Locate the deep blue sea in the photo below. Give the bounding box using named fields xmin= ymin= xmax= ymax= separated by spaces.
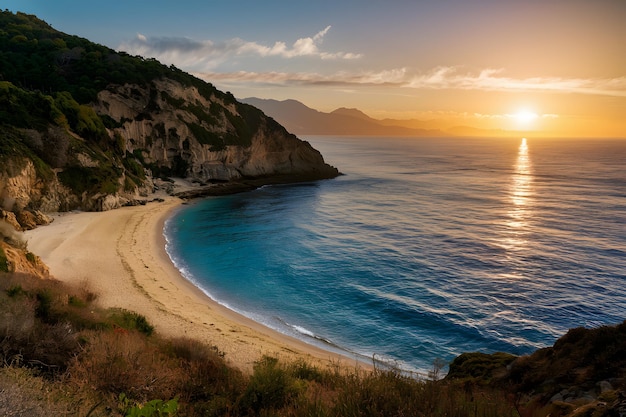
xmin=164 ymin=136 xmax=626 ymax=374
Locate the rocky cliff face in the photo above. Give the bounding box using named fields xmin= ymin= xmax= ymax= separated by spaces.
xmin=94 ymin=78 xmax=338 ymax=183
xmin=0 ymin=158 xmax=72 ymax=225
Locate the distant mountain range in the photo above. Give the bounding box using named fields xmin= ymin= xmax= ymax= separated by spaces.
xmin=241 ymin=98 xmax=516 ymax=137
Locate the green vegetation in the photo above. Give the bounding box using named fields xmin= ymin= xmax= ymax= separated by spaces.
xmin=25 ymin=251 xmax=37 ymax=264
xmin=108 ymin=309 xmax=155 ymax=336
xmin=57 ymin=164 xmax=121 ymax=195
xmin=119 ymin=394 xmax=179 ymax=417
xmin=0 ymin=10 xmax=252 ymax=123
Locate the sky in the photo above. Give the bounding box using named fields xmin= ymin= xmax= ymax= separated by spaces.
xmin=4 ymin=0 xmax=626 ymax=137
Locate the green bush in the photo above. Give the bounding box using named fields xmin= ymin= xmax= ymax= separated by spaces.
xmin=237 ymin=356 xmax=301 ymax=414
xmin=58 ymin=164 xmax=121 ymax=195
xmin=108 ymin=309 xmax=155 ymax=336
xmin=119 ymin=393 xmax=179 ymax=417
xmin=25 ymin=252 xmax=36 ymax=264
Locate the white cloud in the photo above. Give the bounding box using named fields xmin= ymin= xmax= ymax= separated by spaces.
xmin=196 ymin=67 xmax=626 ymax=97
xmin=193 ymin=68 xmax=408 ymax=86
xmin=407 ymin=67 xmax=626 ymax=97
xmin=118 ymin=26 xmax=361 ymax=71
xmin=193 ymin=66 xmax=626 ymax=98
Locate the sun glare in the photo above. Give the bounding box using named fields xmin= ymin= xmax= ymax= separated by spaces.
xmin=515 ymin=110 xmax=538 ymax=124
xmin=514 ymin=109 xmax=538 ymax=126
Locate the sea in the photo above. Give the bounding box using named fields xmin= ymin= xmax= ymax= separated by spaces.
xmin=163 ymin=136 xmax=626 ymax=375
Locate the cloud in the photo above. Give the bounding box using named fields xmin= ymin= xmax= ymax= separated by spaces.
xmin=193 ymin=68 xmax=409 ymax=86
xmin=194 ymin=66 xmax=626 ymax=98
xmin=118 ymin=26 xmax=361 ymax=70
xmin=473 ymin=112 xmax=560 ymax=120
xmin=406 ymin=67 xmax=626 ymax=97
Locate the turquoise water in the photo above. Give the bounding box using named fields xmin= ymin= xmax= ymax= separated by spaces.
xmin=164 ymin=136 xmax=626 ymax=374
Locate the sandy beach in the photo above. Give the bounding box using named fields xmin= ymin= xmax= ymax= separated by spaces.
xmin=25 ymin=196 xmax=365 ymax=373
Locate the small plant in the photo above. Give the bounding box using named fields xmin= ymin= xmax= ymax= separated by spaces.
xmin=35 ymin=289 xmax=54 ymax=321
xmin=68 ymin=295 xmax=86 ymax=307
xmin=429 ymin=357 xmax=446 ymax=381
xmin=25 ymin=252 xmax=37 ymax=264
xmin=108 ymin=309 xmax=154 ymax=336
xmin=6 ymin=284 xmax=24 ymax=297
xmin=119 ymin=393 xmax=179 ymax=417
xmin=237 ymin=356 xmax=301 ymax=414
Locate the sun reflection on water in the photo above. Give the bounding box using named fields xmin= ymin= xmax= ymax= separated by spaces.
xmin=503 ymin=138 xmax=534 ymax=251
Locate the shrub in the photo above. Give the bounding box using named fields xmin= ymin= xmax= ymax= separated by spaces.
xmin=108 ymin=309 xmax=154 ymax=336
xmin=67 ymin=331 xmax=179 ymax=402
xmin=6 ymin=284 xmax=24 ymax=297
xmin=118 ymin=393 xmax=179 ymax=417
xmin=0 ymin=287 xmax=80 ymax=373
xmin=35 ymin=289 xmax=53 ymax=322
xmin=25 ymin=252 xmax=37 ymax=264
xmin=237 ymin=356 xmax=301 ymax=414
xmin=165 ymin=337 xmax=243 ymax=412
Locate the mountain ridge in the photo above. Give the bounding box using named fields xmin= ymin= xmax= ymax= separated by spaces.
xmin=241 ymin=97 xmax=441 ymax=136
xmin=242 ymin=97 xmax=534 ymax=138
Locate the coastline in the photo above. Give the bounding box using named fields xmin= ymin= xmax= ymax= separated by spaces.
xmin=25 ymin=195 xmax=367 ymax=373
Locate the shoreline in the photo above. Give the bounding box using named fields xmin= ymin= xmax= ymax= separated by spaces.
xmin=25 ymin=195 xmax=369 ymax=374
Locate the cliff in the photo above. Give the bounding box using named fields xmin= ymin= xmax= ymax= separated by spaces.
xmin=0 ymin=11 xmax=338 ymax=228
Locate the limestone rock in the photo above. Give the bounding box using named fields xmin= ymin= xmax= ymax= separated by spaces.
xmin=0 ymin=241 xmax=50 ymax=278
xmin=1 ymin=210 xmax=22 ymax=231
xmin=94 ymin=78 xmax=339 ymax=184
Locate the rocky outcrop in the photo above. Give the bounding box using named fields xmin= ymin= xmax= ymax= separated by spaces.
xmin=0 ymin=241 xmax=49 ymax=279
xmin=94 ymin=78 xmax=338 ymax=183
xmin=0 ymin=158 xmax=67 ymax=229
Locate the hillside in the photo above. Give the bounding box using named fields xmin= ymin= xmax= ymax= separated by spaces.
xmin=0 ymin=11 xmax=338 ymax=227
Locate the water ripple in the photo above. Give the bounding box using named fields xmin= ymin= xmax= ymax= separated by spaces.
xmin=165 ymin=137 xmax=626 ymax=373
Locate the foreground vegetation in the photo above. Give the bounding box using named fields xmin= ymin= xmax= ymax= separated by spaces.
xmin=0 ymin=271 xmax=516 ymax=416
xmin=1 ymin=270 xmax=625 ymax=416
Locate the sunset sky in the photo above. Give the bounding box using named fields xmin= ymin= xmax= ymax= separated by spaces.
xmin=5 ymin=0 xmax=626 ymax=137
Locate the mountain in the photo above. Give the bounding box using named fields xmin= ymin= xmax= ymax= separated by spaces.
xmin=242 ymin=98 xmax=539 ymax=138
xmin=0 ymin=11 xmax=338 ymax=227
xmin=241 ymin=97 xmax=442 ymax=136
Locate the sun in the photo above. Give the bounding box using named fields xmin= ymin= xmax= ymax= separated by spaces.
xmin=509 ymin=108 xmax=539 ymax=130
xmin=514 ymin=109 xmax=538 ymax=125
